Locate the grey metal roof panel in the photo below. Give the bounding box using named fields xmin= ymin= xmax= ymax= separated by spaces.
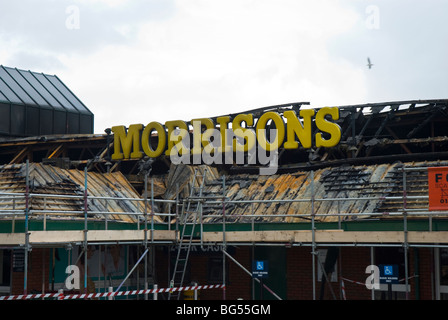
xmin=17 ymin=69 xmax=64 ymax=109
xmin=45 ymin=74 xmax=91 ymax=114
xmin=0 ymin=90 xmax=7 ymax=102
xmin=31 ymin=72 xmax=77 ymax=111
xmin=2 ymin=67 xmax=51 ymax=108
xmin=0 ymin=77 xmax=22 ymax=104
xmin=0 ymin=67 xmax=35 ymax=105
xmin=0 ymin=66 xmax=93 ymax=116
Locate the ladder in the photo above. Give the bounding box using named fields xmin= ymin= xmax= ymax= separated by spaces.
xmin=169 ymin=167 xmax=207 ymax=300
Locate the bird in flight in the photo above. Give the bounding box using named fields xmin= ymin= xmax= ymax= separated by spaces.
xmin=367 ymin=57 xmax=373 ymax=69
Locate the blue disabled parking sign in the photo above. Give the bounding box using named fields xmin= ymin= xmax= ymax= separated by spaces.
xmin=379 ymin=264 xmax=399 ymax=284
xmin=252 ymin=260 xmax=269 ymax=279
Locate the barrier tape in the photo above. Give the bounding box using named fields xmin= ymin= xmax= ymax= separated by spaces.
xmin=340 ymin=277 xmax=365 ymax=286
xmin=0 ymin=284 xmax=225 ymax=300
xmin=341 ymin=274 xmax=418 ymax=288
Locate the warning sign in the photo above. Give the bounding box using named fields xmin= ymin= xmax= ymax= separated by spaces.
xmin=428 ymin=167 xmax=448 ymax=211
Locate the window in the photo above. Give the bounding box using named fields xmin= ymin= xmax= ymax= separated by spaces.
xmin=0 ymin=250 xmax=11 ymax=294
xmin=208 ymin=257 xmax=224 ymax=284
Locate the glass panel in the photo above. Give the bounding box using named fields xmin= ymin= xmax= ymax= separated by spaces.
xmin=0 ymin=103 xmax=10 ymax=133
xmin=53 ymin=110 xmax=67 ymax=134
xmin=4 ymin=68 xmax=50 ymax=107
xmin=0 ymin=78 xmax=22 ymax=104
xmin=80 ymin=114 xmax=93 ymax=134
xmin=18 ymin=70 xmax=63 ymax=109
xmin=10 ymin=104 xmax=25 ymax=135
xmin=46 ymin=75 xmax=91 ymax=114
xmin=25 ymin=106 xmax=39 ymax=135
xmin=67 ymin=112 xmax=79 ymax=133
xmin=40 ymin=108 xmax=53 ymax=135
xmin=0 ymin=68 xmax=34 ymax=105
xmin=32 ymin=73 xmax=76 ymax=111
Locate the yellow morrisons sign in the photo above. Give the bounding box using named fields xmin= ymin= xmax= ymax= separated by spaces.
xmin=111 ymin=107 xmax=341 ymax=161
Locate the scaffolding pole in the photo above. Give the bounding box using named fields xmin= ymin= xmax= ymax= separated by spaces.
xmin=144 ymin=173 xmax=148 ymax=300
xmin=150 ymin=177 xmax=155 ymax=298
xmin=115 ymin=248 xmax=149 ymax=295
xmin=403 ymin=168 xmax=410 ymax=300
xmin=23 ymin=160 xmax=29 ymax=296
xmin=83 ymin=166 xmax=88 ymax=297
xmin=222 ymin=249 xmax=282 ymax=300
xmin=370 ymin=246 xmax=375 ymax=300
xmin=311 ymin=170 xmax=316 ymax=300
xmin=222 ymin=175 xmax=226 ymax=300
xmin=6 ymin=164 xmax=448 ymax=300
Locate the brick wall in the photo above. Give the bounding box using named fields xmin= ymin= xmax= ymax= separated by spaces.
xmin=7 ymin=245 xmax=440 ymax=300
xmin=11 ymin=248 xmax=50 ymax=295
xmin=408 ymin=247 xmax=433 ymax=300
xmin=338 ymin=247 xmax=371 ymax=300
xmin=287 ymin=247 xmax=314 ymax=300
xmin=187 ymin=247 xmax=252 ymax=300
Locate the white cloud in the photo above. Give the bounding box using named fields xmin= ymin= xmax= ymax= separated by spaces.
xmin=2 ymin=0 xmax=369 ymax=132
xmin=58 ymin=0 xmax=366 ymax=132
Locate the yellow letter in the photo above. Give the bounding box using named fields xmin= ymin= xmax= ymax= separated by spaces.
xmin=255 ymin=112 xmax=285 ymax=151
xmin=315 ymin=107 xmax=341 ymax=147
xmin=283 ymin=109 xmax=314 ymax=149
xmin=232 ymin=113 xmax=256 ymax=152
xmin=191 ymin=118 xmax=215 ymax=156
xmin=141 ymin=122 xmax=166 ymax=158
xmin=165 ymin=120 xmax=189 ymax=156
xmin=216 ymin=116 xmax=232 ymax=154
xmin=111 ymin=124 xmax=143 ymax=160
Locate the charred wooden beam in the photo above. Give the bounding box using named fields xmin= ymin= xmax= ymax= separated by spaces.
xmin=385 ymin=126 xmax=412 ymax=154
xmin=406 ymin=105 xmax=447 ymax=138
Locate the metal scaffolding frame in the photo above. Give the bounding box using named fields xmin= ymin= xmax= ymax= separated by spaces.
xmin=0 ymin=162 xmax=447 ymax=300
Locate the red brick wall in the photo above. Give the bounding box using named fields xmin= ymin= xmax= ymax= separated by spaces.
xmin=11 ymin=248 xmax=50 ymax=295
xmin=285 ymin=246 xmax=436 ymax=300
xmin=187 ymin=248 xmax=252 ymax=300
xmin=7 ymin=245 xmax=439 ymax=300
xmin=287 ymin=247 xmax=314 ymax=300
xmin=154 ymin=246 xmax=252 ymax=300
xmin=338 ymin=247 xmax=372 ymax=300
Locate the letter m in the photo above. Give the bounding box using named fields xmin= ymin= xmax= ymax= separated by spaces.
xmin=111 ymin=124 xmax=143 ymax=160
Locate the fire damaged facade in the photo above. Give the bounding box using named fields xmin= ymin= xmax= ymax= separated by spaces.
xmin=0 ymin=84 xmax=447 ymax=300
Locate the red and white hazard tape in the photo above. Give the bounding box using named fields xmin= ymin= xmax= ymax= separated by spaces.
xmin=340 ymin=277 xmax=365 ymax=286
xmin=0 ymin=284 xmax=225 ymax=300
xmin=341 ymin=274 xmax=418 ymax=288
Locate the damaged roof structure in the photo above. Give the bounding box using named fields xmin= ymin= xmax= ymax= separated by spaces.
xmin=0 ymin=162 xmax=147 ymax=224
xmin=0 ymin=99 xmax=447 ymax=237
xmin=0 ymin=94 xmax=448 ymax=301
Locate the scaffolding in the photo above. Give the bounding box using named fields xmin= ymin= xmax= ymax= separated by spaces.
xmin=0 ymin=162 xmax=447 ymax=300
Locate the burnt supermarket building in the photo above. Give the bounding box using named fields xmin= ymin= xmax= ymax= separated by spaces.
xmin=0 ymin=66 xmax=448 ymax=300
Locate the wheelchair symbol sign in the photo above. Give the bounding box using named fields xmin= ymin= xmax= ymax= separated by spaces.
xmin=252 ymin=260 xmax=269 ymax=278
xmin=379 ymin=264 xmax=398 ymax=284
xmin=384 ymin=266 xmax=393 ymax=275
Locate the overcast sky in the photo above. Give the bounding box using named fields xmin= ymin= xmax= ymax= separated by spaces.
xmin=1 ymin=0 xmax=447 ymax=133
